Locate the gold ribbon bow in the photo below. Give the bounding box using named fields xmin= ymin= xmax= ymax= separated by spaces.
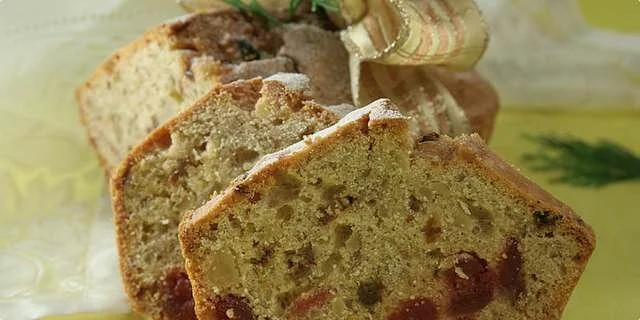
xmin=180 ymin=0 xmax=489 ymax=136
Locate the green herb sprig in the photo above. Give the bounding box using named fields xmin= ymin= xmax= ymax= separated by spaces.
xmin=522 ymin=134 xmax=640 ymax=188
xmin=224 ymin=0 xmax=338 ymax=24
xmin=289 ymin=0 xmax=338 ymax=17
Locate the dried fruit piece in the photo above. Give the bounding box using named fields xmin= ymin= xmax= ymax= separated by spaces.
xmin=162 ymin=268 xmax=197 ymax=320
xmin=357 ymin=280 xmax=384 ymax=306
xmin=276 ymin=205 xmax=294 ymax=221
xmin=533 ymin=210 xmax=561 ymax=226
xmin=465 ymin=201 xmax=493 ymax=234
xmin=419 ymin=132 xmax=441 ymax=143
xmin=498 ymin=237 xmax=525 ymax=302
xmin=214 ymin=294 xmax=256 ymax=320
xmin=422 ymin=217 xmax=442 ymax=243
xmin=154 ymin=128 xmax=173 ymax=150
xmin=266 ymin=173 xmax=302 ymax=207
xmin=288 ymin=288 xmax=336 ymax=317
xmin=236 ymin=39 xmax=261 ymax=61
xmin=408 ymin=195 xmax=422 ymax=212
xmin=334 ymin=224 xmax=353 ymax=248
xmin=250 ymin=245 xmax=274 ymax=266
xmin=445 ymin=252 xmax=495 ymax=315
xmin=284 ymin=243 xmax=316 ymax=279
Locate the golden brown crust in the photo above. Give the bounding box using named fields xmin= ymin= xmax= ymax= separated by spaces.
xmin=77 ymin=11 xmax=500 ymax=176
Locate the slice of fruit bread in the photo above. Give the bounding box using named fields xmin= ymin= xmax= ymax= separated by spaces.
xmin=111 ymin=74 xmax=343 ymax=320
xmin=179 ymin=99 xmax=594 ymax=320
xmin=77 ymin=10 xmax=293 ymax=173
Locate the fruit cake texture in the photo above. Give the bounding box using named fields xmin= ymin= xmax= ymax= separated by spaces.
xmin=111 ymin=74 xmax=342 ymax=320
xmin=179 ymin=100 xmax=594 ymax=320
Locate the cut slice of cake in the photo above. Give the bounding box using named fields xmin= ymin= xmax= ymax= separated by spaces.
xmin=76 ymin=10 xmax=292 ymax=172
xmin=179 ymin=100 xmax=594 ymax=320
xmin=110 ymin=74 xmax=343 ymax=320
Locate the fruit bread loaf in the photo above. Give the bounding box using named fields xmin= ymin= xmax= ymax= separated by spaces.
xmin=77 ymin=10 xmax=500 ymax=173
xmin=110 ymin=74 xmax=343 ymax=319
xmin=76 ymin=10 xmax=352 ymax=173
xmin=179 ymin=100 xmax=594 ymax=320
xmin=76 ymin=10 xmax=290 ymax=172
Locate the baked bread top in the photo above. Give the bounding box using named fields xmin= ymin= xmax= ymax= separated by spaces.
xmin=180 ymin=100 xmax=594 ymax=320
xmin=111 ymin=74 xmax=342 ymax=320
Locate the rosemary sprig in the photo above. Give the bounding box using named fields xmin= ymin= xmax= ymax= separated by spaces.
xmin=224 ymin=0 xmax=279 ymax=24
xmin=521 ymin=134 xmax=640 ymax=188
xmin=288 ymin=0 xmax=304 ymax=17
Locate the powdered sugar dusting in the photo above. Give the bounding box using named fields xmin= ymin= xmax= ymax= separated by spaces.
xmin=245 ymin=99 xmax=405 ymax=181
xmin=163 ymin=13 xmax=195 ymax=25
xmin=265 ymin=73 xmax=310 ymax=92
xmin=189 ymin=99 xmax=406 ymax=225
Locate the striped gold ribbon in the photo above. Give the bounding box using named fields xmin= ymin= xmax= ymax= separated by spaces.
xmin=340 ymin=0 xmax=488 ymax=68
xmin=180 ymin=0 xmax=489 ymax=136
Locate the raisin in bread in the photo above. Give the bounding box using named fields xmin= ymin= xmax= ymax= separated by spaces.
xmin=111 ymin=74 xmax=343 ymax=320
xmin=179 ymin=100 xmax=594 ymax=320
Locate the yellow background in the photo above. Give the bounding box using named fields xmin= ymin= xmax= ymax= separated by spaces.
xmin=44 ymin=1 xmax=640 ymax=319
xmin=578 ymin=0 xmax=640 ymax=33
